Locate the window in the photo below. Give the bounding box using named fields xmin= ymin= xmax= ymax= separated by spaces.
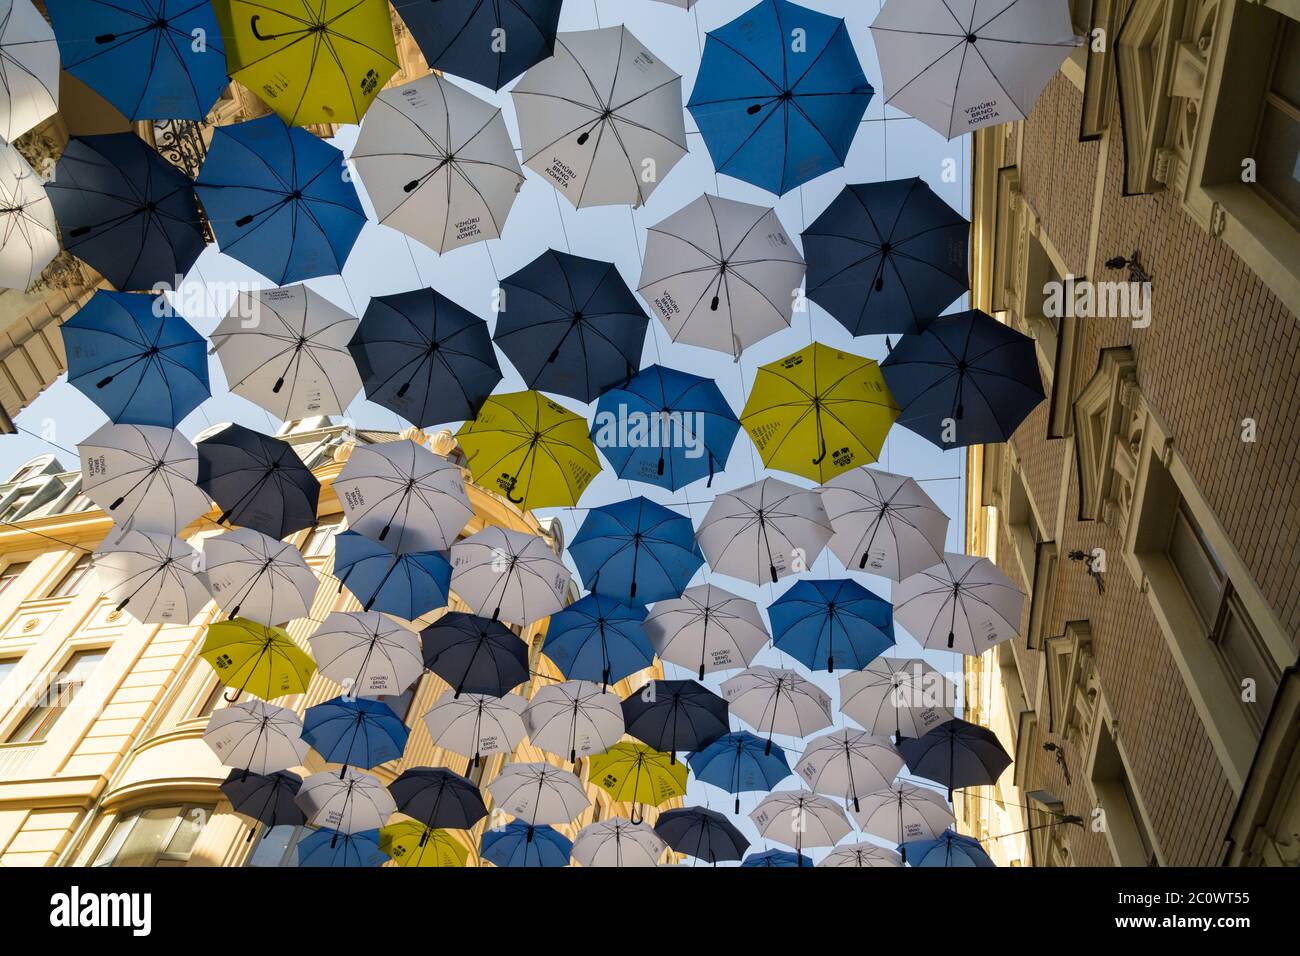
xmin=49 ymin=554 xmax=94 ymax=598
xmin=0 ymin=488 xmax=38 ymax=523
xmin=92 ymin=803 xmax=215 ymax=867
xmin=247 ymin=824 xmax=313 ymax=867
xmin=194 ymin=680 xmax=241 ymax=719
xmin=301 ymin=516 xmax=344 ymax=557
xmin=5 ymin=649 xmax=106 ymax=743
xmin=1090 ymin=720 xmax=1158 ymax=866
xmin=0 ymin=657 xmax=19 ymax=692
xmin=1255 ymin=20 xmax=1300 ymax=228
xmin=0 ymin=561 xmax=30 ymax=596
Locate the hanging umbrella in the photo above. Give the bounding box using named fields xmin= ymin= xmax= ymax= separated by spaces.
xmin=349 ymin=287 xmax=502 ymax=430
xmin=308 ymin=611 xmax=423 ymax=698
xmin=216 ymin=0 xmax=397 ymax=126
xmin=49 ymin=0 xmax=228 ymax=120
xmin=820 ymin=466 xmax=949 ymax=581
xmin=742 ymin=849 xmax=812 ymax=868
xmin=768 ymin=578 xmax=895 ymax=673
xmin=720 ymin=666 xmax=833 ymax=754
xmin=419 ymin=612 xmax=529 ymax=698
xmin=688 ymin=0 xmax=872 ymax=195
xmin=511 ymin=25 xmax=686 ymax=209
xmin=222 ymin=769 xmax=305 ymax=840
xmin=494 ymin=249 xmax=648 ymax=403
xmin=334 ymin=440 xmax=472 ymax=554
xmin=803 ymin=178 xmax=970 ymax=337
xmin=202 ymin=698 xmax=310 ymax=774
xmin=687 ymin=731 xmax=792 ymax=815
xmin=422 ymin=691 xmax=526 ymax=770
xmin=900 ymin=830 xmax=996 ymax=867
xmin=898 ymin=718 xmax=1013 ymax=799
xmin=456 ymin=391 xmax=601 ymax=511
xmin=351 ymin=73 xmax=524 ymax=254
xmin=47 ymin=133 xmax=205 ymax=291
xmin=880 ymin=310 xmax=1046 ymax=449
xmin=644 ymin=584 xmax=768 ymax=681
xmin=92 ymin=527 xmax=207 ymax=625
xmin=333 ymin=531 xmax=451 ymax=619
xmin=654 ymin=807 xmax=748 ymax=864
xmin=572 ymin=818 xmax=666 ymax=868
xmin=296 ymin=768 xmax=396 ymax=833
xmin=870 ymin=0 xmax=1079 ymax=140
xmin=794 ymin=728 xmax=904 ymax=813
xmin=586 ymin=743 xmax=687 ymax=823
xmin=210 ymin=285 xmax=362 ymax=421
xmin=303 ymin=696 xmax=410 ymax=772
xmin=449 ymin=526 xmax=570 ymax=625
xmin=195 ymin=115 xmax=366 ymax=284
xmin=839 ymin=657 xmax=956 ymax=742
xmin=696 ymin=477 xmax=833 ymax=586
xmin=203 ymin=527 xmax=318 ymax=625
xmin=524 ymin=680 xmax=625 ymax=764
xmin=379 ymin=822 xmax=470 ymax=868
xmin=819 ymin=842 xmax=903 ymax=868
xmin=591 ymin=364 xmax=740 ymax=491
xmin=569 ymin=497 xmax=704 ymax=605
xmin=200 ymin=618 xmax=316 ymax=702
xmin=77 ymin=424 xmax=210 ymax=534
xmin=638 ymin=194 xmax=805 ymax=359
xmin=0 ymin=141 xmax=57 ymax=291
xmin=389 ymin=766 xmax=488 ymax=832
xmin=0 ymin=0 xmax=59 ymax=142
xmin=196 ymin=423 xmax=320 ymax=540
xmin=893 ymin=552 xmax=1024 ymax=652
xmin=741 ymin=342 xmax=899 ymax=484
xmin=482 ymin=821 xmax=572 ymax=868
xmin=620 ymin=679 xmax=729 ymax=759
xmin=751 ymin=791 xmax=850 ymax=862
xmin=62 ymin=290 xmax=209 ymax=427
xmin=391 ymin=0 xmax=561 ymax=92
xmin=296 ymin=828 xmax=387 ymax=867
xmin=488 ymin=762 xmax=590 ymax=827
xmin=852 ymin=781 xmax=954 ymax=854
xmin=541 ymin=594 xmax=652 ymax=689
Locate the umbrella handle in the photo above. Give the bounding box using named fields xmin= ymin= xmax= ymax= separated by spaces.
xmin=506 ymin=488 xmax=524 ymax=504
xmin=812 ymin=438 xmax=827 ymax=465
xmin=223 ymin=688 xmax=241 ymax=703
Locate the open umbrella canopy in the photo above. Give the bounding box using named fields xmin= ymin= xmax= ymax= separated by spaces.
xmin=541 ymin=593 xmax=653 ymax=689
xmin=794 ymin=728 xmax=904 ymax=812
xmin=92 ymin=527 xmax=208 ymax=625
xmin=586 ymin=743 xmax=687 ymax=812
xmin=768 ymin=577 xmax=895 ymax=673
xmin=572 ymin=818 xmax=666 ymax=868
xmin=644 ymin=584 xmax=769 ymax=681
xmin=686 ymin=731 xmax=792 ymax=814
xmin=852 ymin=781 xmax=954 ymax=850
xmin=203 ymin=526 xmax=318 ymax=625
xmin=803 ymin=178 xmax=970 ymax=337
xmin=296 ymin=828 xmax=387 ymax=867
xmin=296 ymin=767 xmax=396 ymax=833
xmin=303 ymin=695 xmax=410 ymax=771
xmin=819 ymin=842 xmax=903 ymax=868
xmin=201 ymin=618 xmax=316 ymax=702
xmin=570 ymin=497 xmax=704 ymax=605
xmin=892 ymin=552 xmax=1024 ymax=653
xmin=422 ymin=691 xmax=526 ymax=767
xmin=449 ymin=526 xmax=570 ymax=625
xmin=620 ymin=679 xmax=729 ymax=758
xmin=494 ymin=249 xmax=648 ymax=403
xmin=511 ymin=24 xmax=687 ymax=209
xmin=488 ymin=762 xmax=590 ymax=826
xmin=721 ymin=665 xmax=833 ymax=753
xmin=333 ymin=531 xmax=451 ymax=619
xmin=696 ymin=477 xmax=833 ymax=586
xmin=379 ymin=822 xmax=470 ymax=868
xmin=524 ymin=680 xmax=625 ymax=764
xmin=78 ymin=424 xmax=210 ymax=534
xmin=62 ymin=291 xmax=210 ymax=427
xmin=900 ymin=830 xmax=996 ymax=868
xmin=392 ymin=0 xmax=561 ymax=92
xmin=820 ymin=466 xmax=949 ymax=581
xmin=49 ymin=0 xmax=228 ymax=120
xmin=389 ymin=766 xmax=487 ymax=831
xmin=839 ymin=657 xmax=956 ymax=742
xmin=308 ymin=611 xmax=423 ymax=698
xmin=222 ymin=769 xmax=305 ymax=834
xmin=481 ymin=821 xmax=572 ymax=868
xmin=47 ymin=133 xmax=206 ymax=291
xmin=419 ymin=611 xmax=529 ymax=698
xmin=742 ymin=849 xmax=812 ymax=868
xmin=688 ymin=0 xmax=872 ymax=195
xmin=203 ymin=698 xmax=310 ymax=774
xmin=195 ymin=115 xmax=366 ymax=284
xmin=0 ymin=0 xmax=59 ymax=142
xmin=196 ymin=423 xmax=320 ymax=540
xmin=898 ymin=718 xmax=1013 ymax=798
xmin=751 ymin=790 xmax=850 ymax=856
xmin=0 ymin=141 xmax=58 ymax=291
xmin=654 ymin=806 xmax=749 ymax=864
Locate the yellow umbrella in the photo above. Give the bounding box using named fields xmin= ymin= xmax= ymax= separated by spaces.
xmin=456 ymin=390 xmax=601 ymax=511
xmin=215 ymin=0 xmax=398 ymax=126
xmin=379 ymin=822 xmax=471 ymax=867
xmin=201 ymin=618 xmax=316 ymax=702
xmin=741 ymin=342 xmax=898 ymax=483
xmin=588 ymin=743 xmax=688 ymax=823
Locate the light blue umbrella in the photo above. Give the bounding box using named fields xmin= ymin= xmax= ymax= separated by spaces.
xmin=900 ymin=830 xmax=995 ymax=868
xmin=296 ymin=828 xmax=387 ymax=867
xmin=542 ymin=594 xmax=653 ymax=690
xmin=570 ymin=497 xmax=704 ymax=605
xmin=768 ymin=578 xmax=894 ymax=673
xmin=333 ymin=531 xmax=451 ymax=619
xmin=687 ymin=731 xmax=792 ymax=814
xmin=481 ymin=821 xmax=572 ymax=868
xmin=742 ymin=849 xmax=812 ymax=867
xmin=303 ymin=696 xmax=410 ymax=773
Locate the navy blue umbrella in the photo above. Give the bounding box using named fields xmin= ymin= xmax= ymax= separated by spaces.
xmin=47 ymin=133 xmax=206 ymax=291
xmin=621 ymin=679 xmax=729 ymax=760
xmin=742 ymin=849 xmax=812 ymax=868
xmin=687 ymin=731 xmax=793 ymax=815
xmin=303 ymin=695 xmax=410 ymax=772
xmin=221 ymin=769 xmax=304 ymax=841
xmin=196 ymin=423 xmax=320 ymax=539
xmin=542 ymin=594 xmax=653 ymax=690
xmin=420 ymin=612 xmax=529 ymax=698
xmin=296 ymin=828 xmax=387 ymax=867
xmin=333 ymin=531 xmax=451 ymax=619
xmin=803 ymin=178 xmax=971 ymax=336
xmin=768 ymin=578 xmax=895 ymax=673
xmin=391 ymin=0 xmax=562 ymax=92
xmin=880 ymin=310 xmax=1046 ymax=449
xmin=654 ymin=806 xmax=749 ymax=864
xmin=898 ymin=718 xmax=1012 ymax=799
xmin=482 ymin=821 xmax=572 ymax=868
xmin=348 ymin=287 xmax=502 ymax=429
xmin=900 ymin=830 xmax=995 ymax=868
xmin=688 ymin=0 xmax=872 ymax=195
xmin=62 ymin=290 xmax=209 ymax=427
xmin=389 ymin=766 xmax=488 ymax=832
xmin=569 ymin=497 xmax=704 ymax=605
xmin=494 ymin=250 xmax=648 ymax=403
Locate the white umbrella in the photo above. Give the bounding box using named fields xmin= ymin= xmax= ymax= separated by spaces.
xmin=210 ymin=285 xmax=361 ymax=421
xmin=450 ymin=526 xmax=570 ymax=625
xmin=820 ymin=467 xmax=949 ymax=581
xmin=794 ymin=728 xmax=904 ymax=813
xmin=202 ymin=699 xmax=310 ymax=774
xmin=851 ymin=781 xmax=954 ymax=848
xmin=92 ymin=528 xmax=208 ymax=625
xmin=643 ymin=583 xmax=768 ymax=680
xmin=893 ymin=552 xmax=1024 ymax=653
xmin=750 ymin=791 xmax=851 ymax=858
xmin=639 ymin=194 xmax=805 ymax=358
xmin=572 ymin=818 xmax=666 ymax=867
xmin=422 ymin=690 xmax=526 ymax=767
xmin=696 ymin=477 xmax=833 ymax=585
xmin=839 ymin=657 xmax=956 ymax=741
xmin=0 ymin=0 xmax=59 ymax=143
xmin=818 ymin=842 xmax=903 ymax=868
xmin=487 ymin=762 xmax=590 ymax=826
xmin=511 ymin=25 xmax=687 ymax=209
xmin=351 ymin=73 xmax=524 ymax=254
xmin=720 ymin=665 xmax=834 ymax=752
xmin=308 ymin=611 xmax=423 ymax=697
xmin=0 ymin=141 xmax=56 ymax=291
xmin=333 ymin=439 xmax=472 ymax=554
xmin=523 ymin=680 xmax=624 ymax=763
xmin=203 ymin=527 xmax=318 ymax=625
xmin=870 ymin=0 xmax=1080 ymax=139
xmin=78 ymin=424 xmax=210 ymax=534
xmin=296 ymin=768 xmax=396 ymax=833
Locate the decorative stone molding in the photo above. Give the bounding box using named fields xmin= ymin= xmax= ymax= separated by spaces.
xmin=1073 ymin=347 xmax=1141 ymax=528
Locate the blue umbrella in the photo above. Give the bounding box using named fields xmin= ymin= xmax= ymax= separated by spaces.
xmin=62 ymin=290 xmax=209 ymax=427
xmin=481 ymin=821 xmax=572 ymax=868
xmin=49 ymin=0 xmax=229 ymax=120
xmin=542 ymin=594 xmax=653 ymax=690
xmin=419 ymin=612 xmax=529 ymax=698
xmin=880 ymin=310 xmax=1046 ymax=449
xmin=296 ymin=828 xmax=387 ymax=867
xmin=493 ymin=249 xmax=649 ymax=403
xmin=803 ymin=178 xmax=971 ymax=337
xmin=194 ymin=115 xmax=365 ymax=284
xmin=196 ymin=423 xmax=319 ymax=539
xmin=621 ymin=679 xmax=729 ymax=760
xmin=47 ymin=133 xmax=206 ymax=291
xmin=570 ymin=497 xmax=704 ymax=605
xmin=742 ymin=849 xmax=812 ymax=868
xmin=303 ymin=695 xmax=410 ymax=772
xmin=687 ymin=731 xmax=793 ymax=815
xmin=654 ymin=807 xmax=749 ymax=864
xmin=391 ymin=0 xmax=562 ymax=92
xmin=687 ymin=0 xmax=872 ymax=195
xmin=768 ymin=578 xmax=894 ymax=673
xmin=333 ymin=531 xmax=451 ymax=619
xmin=900 ymin=830 xmax=995 ymax=868
xmin=592 ymin=364 xmax=740 ymax=491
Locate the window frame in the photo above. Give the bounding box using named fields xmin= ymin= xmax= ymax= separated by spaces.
xmin=4 ymin=647 xmax=108 ymax=744
xmin=47 ymin=553 xmax=95 ymax=599
xmin=91 ymin=802 xmax=217 ymax=868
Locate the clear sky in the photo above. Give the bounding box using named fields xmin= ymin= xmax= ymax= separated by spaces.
xmin=1 ymin=0 xmax=971 ymax=863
